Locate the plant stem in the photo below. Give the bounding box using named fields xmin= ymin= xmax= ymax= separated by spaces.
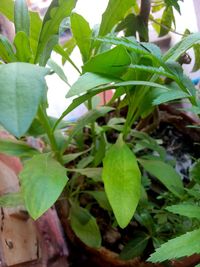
xmin=88 ymin=98 xmax=96 ymax=152
xmin=38 ymin=105 xmax=62 ymax=163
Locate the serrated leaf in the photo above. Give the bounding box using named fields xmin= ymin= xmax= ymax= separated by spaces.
xmin=120 ymin=232 xmax=149 ymax=260
xmin=35 ymin=0 xmax=77 ymax=65
xmin=83 ymin=45 xmax=131 ymax=77
xmin=0 ymin=63 xmax=49 ymax=137
xmin=164 ymin=33 xmax=200 ymax=61
xmin=71 ymin=13 xmax=92 ymax=63
xmin=14 ymin=0 xmax=30 ymax=36
xmin=139 ymin=159 xmax=184 ymax=198
xmin=149 ymin=229 xmax=200 ymax=262
xmin=153 ymin=90 xmax=189 ymax=105
xmin=102 ymin=135 xmax=141 ymax=228
xmin=70 ymin=205 xmax=101 ymax=248
xmin=0 ymin=138 xmax=39 ymax=157
xmin=19 ymin=154 xmax=68 ymax=219
xmin=166 ymin=204 xmax=200 ymax=219
xmin=14 ymin=32 xmax=33 ymax=62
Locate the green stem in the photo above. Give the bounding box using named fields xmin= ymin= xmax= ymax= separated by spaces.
xmin=88 ymin=98 xmax=96 ymax=152
xmin=38 ymin=105 xmax=62 ymax=163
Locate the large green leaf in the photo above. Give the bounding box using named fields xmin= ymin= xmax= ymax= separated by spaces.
xmin=19 ymin=153 xmax=68 ymax=219
xmin=14 ymin=0 xmax=30 ymax=36
xmin=83 ymin=45 xmax=131 ymax=77
xmin=164 ymin=33 xmax=200 ymax=61
xmin=139 ymin=159 xmax=184 ymax=198
xmin=0 ymin=138 xmax=39 ymax=157
xmin=35 ymin=0 xmax=77 ymax=65
xmin=166 ymin=204 xmax=200 ymax=219
xmin=99 ymin=0 xmax=134 ymax=36
xmin=102 ymin=135 xmax=141 ymax=228
xmin=0 ymin=63 xmax=49 ymax=137
xmin=70 ymin=205 xmax=101 ymax=248
xmin=149 ymin=228 xmax=200 ymax=262
xmin=71 ymin=13 xmax=92 ymax=63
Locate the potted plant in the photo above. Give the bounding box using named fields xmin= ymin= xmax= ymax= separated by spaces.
xmin=0 ymin=0 xmax=200 ymax=266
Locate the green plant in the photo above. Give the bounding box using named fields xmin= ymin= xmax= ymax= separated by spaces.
xmin=0 ymin=0 xmax=200 ymax=264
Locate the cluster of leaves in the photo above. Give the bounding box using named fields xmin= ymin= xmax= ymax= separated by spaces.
xmin=0 ymin=0 xmax=200 ymax=264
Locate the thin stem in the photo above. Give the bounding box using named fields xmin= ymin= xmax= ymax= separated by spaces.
xmin=38 ymin=105 xmax=62 ymax=163
xmin=88 ymin=98 xmax=96 ymax=152
xmin=150 ymin=18 xmax=185 ymax=37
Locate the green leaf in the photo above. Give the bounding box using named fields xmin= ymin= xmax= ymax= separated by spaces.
xmin=14 ymin=0 xmax=30 ymax=36
xmin=35 ymin=0 xmax=77 ymax=65
xmin=192 ymin=44 xmax=200 ymax=72
xmin=129 ymin=65 xmax=174 ymax=79
xmin=0 ymin=63 xmax=49 ymax=137
xmin=139 ymin=159 xmax=184 ymax=198
xmin=71 ymin=13 xmax=92 ymax=63
xmin=66 ymin=72 xmax=120 ymax=98
xmin=120 ymin=232 xmax=149 ymax=260
xmin=47 ymin=58 xmax=69 ymax=85
xmin=0 ymin=138 xmax=39 ymax=157
xmin=159 ymin=6 xmax=173 ymax=37
xmin=115 ymin=13 xmax=138 ymax=37
xmin=166 ymin=204 xmax=200 ymax=219
xmin=67 ymin=168 xmax=102 ymax=181
xmin=14 ymin=32 xmax=33 ymax=62
xmin=153 ymin=90 xmax=189 ymax=105
xmin=149 ymin=228 xmax=200 ymax=262
xmin=190 ymin=160 xmax=200 ymax=183
xmin=164 ymin=0 xmax=181 ymax=13
xmin=0 ymin=34 xmax=17 ymax=63
xmin=0 ymin=193 xmax=24 ymax=208
xmin=62 ymin=148 xmax=91 ymax=164
xmin=19 ymin=154 xmax=68 ymax=219
xmin=83 ymin=45 xmax=131 ymax=77
xmin=164 ymin=33 xmax=200 ymax=61
xmin=61 ymin=37 xmax=76 ymax=65
xmin=84 ymin=191 xmax=112 ymax=211
xmin=99 ymin=0 xmax=134 ymax=36
xmin=0 ymin=0 xmax=14 ymax=21
xmin=102 ymin=135 xmax=141 ymax=228
xmin=70 ymin=205 xmax=101 ymax=248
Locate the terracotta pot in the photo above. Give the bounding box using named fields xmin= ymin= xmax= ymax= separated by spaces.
xmin=56 ymin=200 xmax=200 ymax=267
